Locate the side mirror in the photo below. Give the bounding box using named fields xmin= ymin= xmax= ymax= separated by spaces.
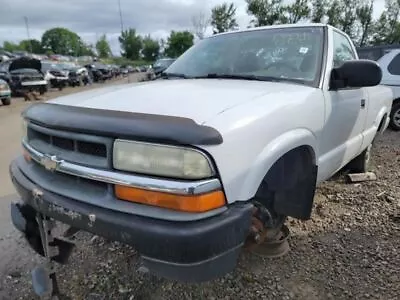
xmin=330 ymin=59 xmax=382 ymax=89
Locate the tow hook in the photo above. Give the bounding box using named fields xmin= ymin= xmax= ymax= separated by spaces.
xmin=245 ymin=203 xmax=291 ymax=258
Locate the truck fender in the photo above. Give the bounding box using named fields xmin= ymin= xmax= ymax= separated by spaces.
xmin=238 ymin=128 xmax=318 ymax=202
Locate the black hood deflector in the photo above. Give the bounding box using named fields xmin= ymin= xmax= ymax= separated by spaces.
xmin=23 ymin=103 xmax=223 ymax=146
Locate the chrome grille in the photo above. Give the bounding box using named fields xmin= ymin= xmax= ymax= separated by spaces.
xmin=27 ymin=122 xmax=113 ymax=169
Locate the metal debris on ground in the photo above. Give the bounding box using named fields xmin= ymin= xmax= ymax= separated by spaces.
xmin=346 ymin=172 xmax=377 ymax=183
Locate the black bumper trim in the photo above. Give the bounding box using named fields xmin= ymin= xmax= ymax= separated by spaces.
xmin=10 ymin=160 xmax=252 ymax=282
xmin=23 ymin=103 xmax=223 ymax=146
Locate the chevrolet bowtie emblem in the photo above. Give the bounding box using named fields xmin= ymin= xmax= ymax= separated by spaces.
xmin=40 ymin=155 xmax=61 ymax=171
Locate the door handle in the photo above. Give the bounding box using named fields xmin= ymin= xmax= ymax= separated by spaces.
xmin=361 ymin=99 xmax=366 ymax=108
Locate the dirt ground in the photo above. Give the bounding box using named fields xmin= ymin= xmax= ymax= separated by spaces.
xmin=0 ymin=78 xmax=399 ymax=300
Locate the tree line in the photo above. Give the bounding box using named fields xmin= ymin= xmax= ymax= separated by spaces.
xmin=2 ymin=0 xmax=400 ymax=62
xmin=198 ymin=0 xmax=400 ymax=48
xmin=1 ymin=27 xmax=194 ymax=62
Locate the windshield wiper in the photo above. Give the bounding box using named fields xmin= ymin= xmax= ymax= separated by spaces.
xmin=160 ymin=72 xmax=190 ymax=79
xmin=193 ymin=73 xmax=284 ymax=82
xmin=195 ymin=73 xmax=308 ymax=85
xmin=194 ymin=73 xmax=265 ymax=81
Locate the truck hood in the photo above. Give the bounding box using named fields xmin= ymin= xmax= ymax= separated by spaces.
xmin=49 ymin=79 xmax=315 ymax=124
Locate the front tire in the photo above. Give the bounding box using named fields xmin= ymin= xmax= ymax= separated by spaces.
xmin=348 ymin=143 xmax=372 ymax=173
xmin=389 ymin=102 xmax=400 ymax=131
xmin=39 ymin=86 xmax=47 ymax=95
xmin=1 ymin=98 xmax=11 ymax=106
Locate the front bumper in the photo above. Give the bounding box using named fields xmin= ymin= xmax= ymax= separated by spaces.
xmin=10 ymin=159 xmax=252 ymax=282
xmin=21 ymin=80 xmax=48 ymax=87
xmin=0 ymin=90 xmax=11 ymax=98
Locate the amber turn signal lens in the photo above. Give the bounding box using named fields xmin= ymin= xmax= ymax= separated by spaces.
xmin=114 ymin=185 xmax=226 ymax=213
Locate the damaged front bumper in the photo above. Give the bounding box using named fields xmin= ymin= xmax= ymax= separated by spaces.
xmin=9 ymin=159 xmax=252 ymax=282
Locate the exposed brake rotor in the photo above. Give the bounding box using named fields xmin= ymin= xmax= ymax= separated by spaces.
xmin=245 ymin=204 xmax=291 ymax=258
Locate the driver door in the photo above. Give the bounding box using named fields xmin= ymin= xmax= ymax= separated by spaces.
xmin=318 ymin=30 xmax=368 ymax=180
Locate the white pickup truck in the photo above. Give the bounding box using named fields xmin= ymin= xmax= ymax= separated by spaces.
xmin=10 ymin=24 xmax=392 ymax=288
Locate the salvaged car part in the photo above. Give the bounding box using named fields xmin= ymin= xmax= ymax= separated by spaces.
xmin=248 ymin=225 xmax=290 ymax=258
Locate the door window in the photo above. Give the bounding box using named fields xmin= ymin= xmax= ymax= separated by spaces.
xmin=332 ymin=31 xmax=356 ymax=67
xmin=388 ymin=53 xmax=400 ymax=75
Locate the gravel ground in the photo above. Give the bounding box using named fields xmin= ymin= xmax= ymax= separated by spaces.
xmin=1 ymin=130 xmax=399 ymax=300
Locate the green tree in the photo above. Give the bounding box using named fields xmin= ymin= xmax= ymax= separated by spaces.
xmin=19 ymin=39 xmax=43 ymax=54
xmin=142 ymin=35 xmax=160 ymax=61
xmin=41 ymin=27 xmax=84 ymax=56
xmin=384 ymin=0 xmax=400 ymax=43
xmin=371 ymin=0 xmax=400 ymax=45
xmin=356 ymin=0 xmax=374 ymax=46
xmin=192 ymin=12 xmax=210 ymax=39
xmin=326 ymin=0 xmax=341 ymax=27
xmin=211 ymin=2 xmax=238 ymax=34
xmin=2 ymin=41 xmax=21 ymax=52
xmin=80 ymin=42 xmax=96 ymax=56
xmin=246 ymin=0 xmax=284 ymax=26
xmin=311 ymin=0 xmax=327 ymax=23
xmin=96 ymin=34 xmax=112 ymax=58
xmin=339 ymin=0 xmax=359 ymax=38
xmin=282 ymin=0 xmax=310 ymax=23
xmin=372 ymin=14 xmax=390 ymax=45
xmin=164 ymin=31 xmax=194 ymax=58
xmin=118 ymin=28 xmax=142 ymax=60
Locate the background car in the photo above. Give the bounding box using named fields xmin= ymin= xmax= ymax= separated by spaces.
xmin=66 ymin=66 xmax=90 ymax=87
xmin=7 ymin=57 xmax=48 ymax=95
xmin=151 ymin=58 xmax=176 ymax=76
xmin=376 ymin=49 xmax=400 ymax=130
xmin=41 ymin=61 xmax=69 ymax=90
xmin=0 ymin=78 xmax=11 ymax=105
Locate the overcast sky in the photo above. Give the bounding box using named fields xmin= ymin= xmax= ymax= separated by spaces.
xmin=0 ymin=0 xmax=386 ymax=55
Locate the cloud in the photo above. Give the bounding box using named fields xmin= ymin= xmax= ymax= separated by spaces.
xmin=0 ymin=0 xmax=386 ymax=55
xmin=0 ymin=0 xmax=249 ymax=54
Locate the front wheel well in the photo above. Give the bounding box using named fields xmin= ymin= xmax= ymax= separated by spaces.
xmin=377 ymin=113 xmax=388 ymax=133
xmin=255 ymin=146 xmax=317 ymax=221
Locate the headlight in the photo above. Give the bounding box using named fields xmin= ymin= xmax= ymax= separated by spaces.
xmin=0 ymin=83 xmax=8 ymax=90
xmin=113 ymin=140 xmax=214 ymax=179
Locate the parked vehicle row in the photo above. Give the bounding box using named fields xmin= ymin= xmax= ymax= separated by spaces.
xmin=0 ymin=57 xmax=151 ymax=105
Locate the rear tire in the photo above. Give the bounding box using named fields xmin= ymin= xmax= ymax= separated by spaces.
xmin=389 ymin=102 xmax=400 ymax=131
xmin=348 ymin=143 xmax=372 ymax=173
xmin=1 ymin=98 xmax=11 ymax=106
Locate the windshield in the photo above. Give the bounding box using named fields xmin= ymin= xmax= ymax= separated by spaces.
xmin=166 ymin=27 xmax=324 ymax=86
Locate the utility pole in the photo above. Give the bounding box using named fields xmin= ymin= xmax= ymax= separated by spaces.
xmin=118 ymin=0 xmax=124 ymax=33
xmin=24 ymin=16 xmax=33 ymax=54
